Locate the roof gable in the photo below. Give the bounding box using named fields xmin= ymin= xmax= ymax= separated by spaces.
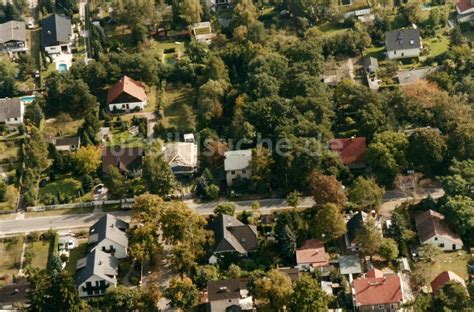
xmin=431 ymin=271 xmax=466 ymax=293
xmin=457 ymin=0 xmax=474 ymax=13
xmin=224 ymin=149 xmax=252 ymax=171
xmin=75 ymin=249 xmax=118 ymax=286
xmin=330 ymin=137 xmax=366 ymax=166
xmin=102 ymin=147 xmax=144 ymax=173
xmin=107 ymin=76 xmax=147 ymax=104
xmin=415 ymin=210 xmax=463 ymax=245
xmin=0 ymin=98 xmax=23 ymax=122
xmin=88 ymin=214 xmax=129 ymax=249
xmin=354 ymin=273 xmax=403 ymax=306
xmin=296 ymin=239 xmax=329 ymax=267
xmin=0 ymin=21 xmax=26 ymax=43
xmin=41 ymin=14 xmax=71 ymax=47
xmin=385 ymin=28 xmax=421 ymax=51
xmin=211 ymin=214 xmax=258 ymax=255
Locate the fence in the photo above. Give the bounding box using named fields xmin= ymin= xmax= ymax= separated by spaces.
xmin=26 ymin=198 xmax=135 ymax=212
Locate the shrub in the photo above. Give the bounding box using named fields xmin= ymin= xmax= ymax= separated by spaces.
xmin=27 ymin=231 xmax=41 ymax=242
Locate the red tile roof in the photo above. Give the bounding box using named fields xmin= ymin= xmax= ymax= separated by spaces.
xmin=107 ymin=76 xmax=146 ymax=104
xmin=415 ymin=210 xmax=463 ymax=246
xmin=366 ymin=268 xmax=384 ymax=278
xmin=353 ymin=271 xmax=404 ymax=306
xmin=431 ymin=271 xmax=466 ymax=293
xmin=296 ymin=240 xmax=329 ymax=268
xmin=330 ymin=137 xmax=366 ymax=166
xmin=457 ymin=0 xmax=474 ymax=13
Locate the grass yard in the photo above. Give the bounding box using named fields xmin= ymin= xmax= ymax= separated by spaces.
xmin=25 ymin=240 xmax=50 ymax=269
xmin=364 ymin=46 xmax=385 ymax=60
xmin=338 ymin=0 xmax=369 ymax=12
xmin=39 ymin=176 xmax=82 ymax=201
xmin=462 ymin=30 xmax=474 ymax=42
xmin=425 ymin=34 xmax=449 ymax=58
xmin=106 ymin=128 xmax=146 ymax=148
xmin=0 ymin=145 xmax=19 ymax=162
xmin=417 ymin=250 xmax=469 ymax=287
xmin=65 ymin=241 xmax=88 ymax=275
xmin=43 ymin=118 xmax=83 ymax=136
xmin=161 ymin=84 xmax=197 ymax=131
xmin=318 ymin=22 xmax=350 ymax=37
xmin=0 ymin=236 xmax=24 ymax=284
xmin=25 ymin=206 xmax=94 ymax=218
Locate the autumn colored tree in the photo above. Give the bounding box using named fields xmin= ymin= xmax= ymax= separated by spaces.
xmin=307 ymin=171 xmax=347 ymax=207
xmin=72 ymin=146 xmax=102 ymax=175
xmin=310 ymin=203 xmax=347 ymax=241
xmin=355 ymin=216 xmax=382 ymax=257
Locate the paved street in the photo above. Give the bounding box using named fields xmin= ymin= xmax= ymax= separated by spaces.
xmin=0 ymin=188 xmax=444 ymax=236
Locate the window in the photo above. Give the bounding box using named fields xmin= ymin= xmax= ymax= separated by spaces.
xmin=241 ymin=237 xmax=246 ymax=243
xmin=231 ymin=170 xmax=235 ymax=175
xmin=394 ymin=51 xmax=397 ymax=55
xmin=401 ymin=52 xmax=404 ymax=57
xmin=434 ymin=237 xmax=438 ymax=241
xmin=242 ymin=170 xmax=246 ymax=174
xmin=439 ymin=243 xmax=445 ymax=248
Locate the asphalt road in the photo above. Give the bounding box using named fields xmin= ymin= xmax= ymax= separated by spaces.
xmin=0 ymin=188 xmax=443 ymax=236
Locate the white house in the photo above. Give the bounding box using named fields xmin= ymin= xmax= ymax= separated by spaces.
xmin=207 ymin=279 xmax=253 ymax=312
xmin=41 ymin=14 xmax=72 ymax=55
xmin=0 ymin=98 xmax=24 ymax=127
xmin=88 ymin=214 xmax=129 ymax=259
xmin=456 ymin=0 xmax=474 ymax=22
xmin=415 ymin=210 xmax=463 ymax=251
xmin=224 ymin=149 xmax=252 ymax=186
xmin=163 ymin=135 xmax=198 ymax=176
xmin=385 ymin=28 xmax=422 ymax=60
xmin=107 ymin=76 xmax=147 ymax=112
xmin=75 ymin=248 xmax=118 ymax=297
xmin=191 ymin=21 xmax=214 ymax=44
xmin=204 ymin=0 xmax=232 ymax=11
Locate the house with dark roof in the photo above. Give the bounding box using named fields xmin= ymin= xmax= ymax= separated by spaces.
xmin=54 ymin=136 xmax=81 ymax=152
xmin=75 ymin=248 xmax=118 ymax=297
xmin=207 ymin=279 xmax=253 ymax=312
xmin=330 ymin=137 xmax=366 ymax=169
xmin=0 ymin=277 xmax=29 ymax=309
xmin=0 ymin=98 xmax=24 ymax=127
xmin=352 ymin=269 xmax=405 ymax=311
xmin=296 ymin=239 xmax=329 ymax=271
xmin=41 ymin=14 xmax=72 ymax=55
xmin=107 ymin=76 xmax=147 ymax=112
xmin=456 ymin=0 xmax=474 ymax=22
xmin=204 ymin=0 xmax=232 ymax=11
xmin=431 ymin=271 xmax=466 ymax=293
xmin=88 ymin=214 xmax=129 ymax=259
xmin=345 ymin=211 xmax=382 ymax=251
xmin=0 ymin=21 xmax=27 ymax=54
xmin=101 ymin=146 xmax=144 ymax=176
xmin=415 ymin=210 xmax=463 ymax=251
xmin=208 ymin=214 xmax=258 ymax=264
xmin=385 ymin=28 xmax=422 ymax=60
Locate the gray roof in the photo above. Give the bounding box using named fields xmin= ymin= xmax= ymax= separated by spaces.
xmin=88 ymin=214 xmax=129 ymax=249
xmin=363 ymin=57 xmax=379 ymax=73
xmin=385 ymin=28 xmax=421 ymax=51
xmin=0 ymin=21 xmax=26 ymax=43
xmin=347 ymin=211 xmax=368 ymax=243
xmin=0 ymin=98 xmax=22 ymax=122
xmin=339 ymin=255 xmax=362 ymax=275
xmin=55 ymin=136 xmax=80 ymax=147
xmin=41 ymin=14 xmax=71 ymax=47
xmin=207 ymin=279 xmax=243 ymax=301
xmin=76 ymin=248 xmax=118 ymax=286
xmin=211 ymin=214 xmax=258 ymax=255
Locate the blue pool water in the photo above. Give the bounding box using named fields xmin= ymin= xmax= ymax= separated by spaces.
xmin=20 ymin=95 xmax=36 ymax=103
xmin=58 ymin=63 xmax=68 ymax=72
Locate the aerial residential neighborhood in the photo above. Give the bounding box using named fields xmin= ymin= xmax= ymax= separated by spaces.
xmin=0 ymin=0 xmax=472 ymax=311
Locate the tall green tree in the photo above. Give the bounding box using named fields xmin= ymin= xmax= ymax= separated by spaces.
xmin=355 ymin=216 xmax=382 ymax=257
xmin=407 ymin=129 xmax=447 ymax=174
xmin=310 ymin=203 xmax=347 ymax=242
xmin=142 ymin=144 xmax=177 ymax=196
xmin=103 ymin=166 xmax=129 ymax=199
xmin=348 ymin=176 xmax=384 ymax=212
xmin=164 ymin=276 xmax=199 ymax=310
xmin=254 ymin=269 xmax=293 ymax=311
xmin=101 ymin=285 xmax=159 ymax=312
xmin=289 ymin=274 xmax=330 ymax=312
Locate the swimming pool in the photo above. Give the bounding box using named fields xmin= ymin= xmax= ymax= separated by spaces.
xmin=58 ymin=63 xmax=68 ymax=72
xmin=20 ymin=95 xmax=36 ymax=103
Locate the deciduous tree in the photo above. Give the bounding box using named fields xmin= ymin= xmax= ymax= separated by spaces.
xmin=310 ymin=203 xmax=347 ymax=242
xmin=307 ymin=171 xmax=347 ymax=207
xmin=164 ymin=276 xmax=199 ymax=310
xmin=348 ymin=176 xmax=384 ymax=212
xmin=254 ymin=269 xmax=293 ymax=311
xmin=72 ymin=146 xmax=102 ymax=175
xmin=289 ymin=274 xmax=330 ymax=312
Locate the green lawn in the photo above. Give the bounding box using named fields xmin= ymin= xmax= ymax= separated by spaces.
xmin=38 ymin=175 xmax=91 ymax=205
xmin=0 ymin=145 xmax=19 ymax=162
xmin=65 ymin=241 xmax=88 ymax=275
xmin=425 ymin=34 xmax=449 ymax=58
xmin=161 ymin=84 xmax=197 ymax=131
xmin=106 ymin=128 xmax=146 ymax=148
xmin=25 ymin=240 xmax=50 ymax=269
xmin=417 ymin=250 xmax=469 ymax=287
xmin=364 ymin=46 xmax=385 ymax=60
xmin=338 ymin=0 xmax=369 ymax=12
xmin=318 ymin=22 xmax=350 ymax=37
xmin=0 ymin=236 xmax=24 ymax=284
xmin=43 ymin=118 xmax=83 ymax=136
xmin=25 ymin=206 xmax=95 ymax=218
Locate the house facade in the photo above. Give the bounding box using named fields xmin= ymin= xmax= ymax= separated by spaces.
xmin=75 ymin=249 xmax=118 ymax=297
xmin=107 ymin=76 xmax=147 ymax=112
xmin=415 ymin=210 xmax=463 ymax=251
xmin=0 ymin=21 xmax=27 ymax=54
xmin=88 ymin=214 xmax=129 ymax=259
xmin=456 ymin=0 xmax=474 ymax=22
xmin=385 ymin=28 xmax=422 ymax=60
xmin=296 ymin=239 xmax=329 ymax=271
xmin=224 ymin=149 xmax=252 ymax=186
xmin=55 ymin=136 xmax=81 ymax=153
xmin=431 ymin=271 xmax=467 ymax=293
xmin=41 ymin=14 xmax=72 ymax=55
xmin=207 ymin=279 xmax=253 ymax=312
xmin=0 ymin=98 xmax=24 ymax=127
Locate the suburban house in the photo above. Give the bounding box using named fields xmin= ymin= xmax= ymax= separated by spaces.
xmin=415 ymin=210 xmax=463 ymax=251
xmin=431 ymin=271 xmax=466 ymax=293
xmin=163 ymin=135 xmax=198 ymax=176
xmin=101 ymin=146 xmax=144 ymax=175
xmin=53 ymin=136 xmax=81 ymax=152
xmin=330 ymin=137 xmax=366 ymax=169
xmin=88 ymin=214 xmax=129 ymax=259
xmin=385 ymin=28 xmax=422 ymax=60
xmin=0 ymin=98 xmax=24 ymax=127
xmin=204 ymin=0 xmax=232 ymax=11
xmin=295 ymin=239 xmax=329 ymax=271
xmin=345 ymin=211 xmax=368 ymax=251
xmin=339 ymin=255 xmax=362 ymax=283
xmin=41 ymin=14 xmax=72 ymax=55
xmin=0 ymin=277 xmax=29 ymax=309
xmin=224 ymin=149 xmax=252 ymax=186
xmin=208 ymin=214 xmax=258 ymax=264
xmin=456 ymin=0 xmax=474 ymax=22
xmin=75 ymin=248 xmax=118 ymax=297
xmin=352 ymin=269 xmax=405 ymax=311
xmin=107 ymin=76 xmax=147 ymax=112
xmin=207 ymin=279 xmax=253 ymax=312
xmin=191 ymin=21 xmax=214 ymax=44
xmin=0 ymin=21 xmax=27 ymax=54
xmin=363 ymin=57 xmax=381 ymax=90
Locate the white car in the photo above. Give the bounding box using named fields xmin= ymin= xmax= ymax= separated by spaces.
xmin=66 ymin=240 xmax=75 ymax=250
